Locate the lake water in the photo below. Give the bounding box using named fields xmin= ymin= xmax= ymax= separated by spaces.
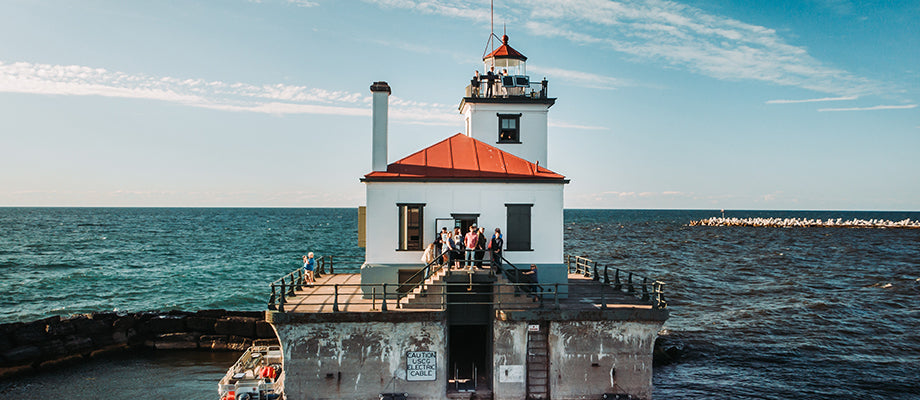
xmin=1 ymin=208 xmax=918 ymax=399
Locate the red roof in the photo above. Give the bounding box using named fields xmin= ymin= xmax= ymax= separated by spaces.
xmin=363 ymin=134 xmax=565 ymax=182
xmin=483 ymin=35 xmax=527 ymax=61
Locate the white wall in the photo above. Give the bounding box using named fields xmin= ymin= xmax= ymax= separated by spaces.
xmin=461 ymin=102 xmax=550 ymax=167
xmin=364 ymin=181 xmax=564 ymax=266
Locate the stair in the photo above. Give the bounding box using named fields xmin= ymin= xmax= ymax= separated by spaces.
xmin=398 ymin=265 xmax=449 ymax=309
xmin=526 ymin=322 xmax=550 ymax=400
xmin=493 ymin=274 xmax=541 ymax=310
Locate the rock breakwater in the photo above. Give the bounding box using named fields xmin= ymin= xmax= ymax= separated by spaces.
xmin=0 ymin=310 xmax=277 ymax=380
xmin=689 ymin=217 xmax=920 ymax=228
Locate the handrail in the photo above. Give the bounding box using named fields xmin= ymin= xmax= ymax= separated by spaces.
xmin=563 ymin=254 xmax=667 ymax=309
xmin=496 ymin=254 xmax=545 ymax=299
xmin=394 ymin=250 xmax=449 ymax=299
xmin=268 ymin=282 xmax=559 ymax=312
xmin=267 ymin=253 xmax=667 ymax=311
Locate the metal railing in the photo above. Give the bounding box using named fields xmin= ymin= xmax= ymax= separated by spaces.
xmin=465 ymin=77 xmax=549 ymax=99
xmin=267 ymin=253 xmax=667 ymax=312
xmin=268 ymin=281 xmax=556 ymax=312
xmin=564 ymin=255 xmax=667 ymax=309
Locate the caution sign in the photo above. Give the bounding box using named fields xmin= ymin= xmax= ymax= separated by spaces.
xmin=406 ymin=351 xmax=437 ymax=381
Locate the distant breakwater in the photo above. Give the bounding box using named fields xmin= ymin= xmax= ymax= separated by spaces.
xmin=689 ymin=217 xmax=920 ymax=229
xmin=0 ymin=310 xmax=277 ymax=380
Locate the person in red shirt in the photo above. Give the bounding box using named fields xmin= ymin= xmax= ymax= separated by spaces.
xmin=464 ymin=225 xmax=479 ymax=269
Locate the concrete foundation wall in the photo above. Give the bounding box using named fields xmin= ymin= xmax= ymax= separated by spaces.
xmin=548 ymin=320 xmax=663 ymax=400
xmin=492 ymin=319 xmax=528 ymax=400
xmin=273 ymin=320 xmax=447 ymax=400
xmin=489 ymin=319 xmax=663 ymax=400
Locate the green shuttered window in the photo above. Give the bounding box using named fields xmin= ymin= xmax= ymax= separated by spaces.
xmin=505 ymin=204 xmax=532 ymax=251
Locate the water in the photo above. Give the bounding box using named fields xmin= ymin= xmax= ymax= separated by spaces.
xmin=1 ymin=208 xmax=918 ymax=399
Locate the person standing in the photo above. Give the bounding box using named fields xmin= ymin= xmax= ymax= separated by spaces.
xmin=302 ymin=252 xmax=316 ymax=286
xmin=464 ymin=225 xmax=479 ymax=269
xmin=440 ymin=227 xmax=452 ymax=265
xmin=489 ymin=228 xmax=503 ymax=272
xmin=485 ymin=66 xmax=497 ymax=97
xmin=451 ymin=227 xmax=464 ymax=270
xmin=522 ymin=264 xmax=539 ymax=298
xmin=471 ymin=70 xmax=480 ymax=96
xmin=474 ymin=227 xmax=487 ymax=268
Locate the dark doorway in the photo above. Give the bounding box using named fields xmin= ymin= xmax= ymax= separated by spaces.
xmin=451 ymin=213 xmax=479 ymax=235
xmin=448 ymin=325 xmax=489 ymax=390
xmin=446 ymin=273 xmax=493 ymax=393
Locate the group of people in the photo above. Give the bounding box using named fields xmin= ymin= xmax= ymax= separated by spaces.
xmin=470 ymin=66 xmax=509 ymax=97
xmin=424 ymin=225 xmax=503 ymax=271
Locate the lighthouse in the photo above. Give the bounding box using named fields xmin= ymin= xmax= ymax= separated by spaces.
xmin=266 ymin=33 xmax=668 ymax=400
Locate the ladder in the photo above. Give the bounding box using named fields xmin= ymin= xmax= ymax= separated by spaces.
xmin=526 ymin=322 xmax=550 ymax=400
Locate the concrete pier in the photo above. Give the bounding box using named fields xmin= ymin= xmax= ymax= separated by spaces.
xmin=267 ymin=267 xmax=667 ymax=400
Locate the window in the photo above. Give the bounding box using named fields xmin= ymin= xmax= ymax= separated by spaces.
xmin=505 ymin=204 xmax=532 ymax=251
xmin=497 ymin=113 xmax=521 ymax=143
xmin=398 ymin=204 xmax=424 ymax=250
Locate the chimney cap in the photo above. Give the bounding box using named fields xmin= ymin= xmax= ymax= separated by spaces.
xmin=370 ymin=81 xmax=391 ymax=94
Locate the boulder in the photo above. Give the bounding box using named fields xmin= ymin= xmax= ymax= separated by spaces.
xmin=146 ymin=332 xmax=200 ymax=350
xmin=227 ymin=336 xmax=253 ymax=351
xmin=11 ymin=318 xmax=56 ymax=345
xmin=199 ymin=335 xmax=230 ymax=351
xmin=112 ymin=330 xmax=128 ymax=344
xmin=90 ymin=332 xmax=117 ymax=347
xmin=37 ymin=353 xmax=83 ymax=370
xmin=227 ymin=310 xmax=265 ymax=319
xmin=2 ymin=345 xmax=41 ymax=364
xmin=62 ymin=335 xmax=93 ymax=354
xmin=186 ymin=316 xmax=217 ymax=333
xmin=70 ymin=315 xmax=109 ymax=335
xmin=195 ymin=309 xmax=228 ymax=319
xmin=38 ymin=339 xmax=68 ymax=359
xmin=141 ymin=315 xmax=186 ymax=334
xmin=112 ymin=314 xmax=137 ymax=331
xmin=215 ymin=317 xmax=257 ymax=337
xmin=89 ymin=344 xmax=128 ymax=358
xmin=45 ymin=319 xmax=76 ymax=336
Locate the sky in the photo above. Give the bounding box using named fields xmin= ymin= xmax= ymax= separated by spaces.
xmin=1 ymin=0 xmax=918 ymax=210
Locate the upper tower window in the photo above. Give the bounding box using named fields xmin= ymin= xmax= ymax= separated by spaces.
xmin=498 ymin=113 xmax=521 ymax=143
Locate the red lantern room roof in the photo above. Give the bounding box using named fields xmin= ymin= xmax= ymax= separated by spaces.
xmin=483 ymin=34 xmax=527 ymax=61
xmin=362 ymin=134 xmax=566 ymax=182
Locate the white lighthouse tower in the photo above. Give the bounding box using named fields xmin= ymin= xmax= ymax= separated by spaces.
xmin=461 ymin=34 xmax=555 ymax=167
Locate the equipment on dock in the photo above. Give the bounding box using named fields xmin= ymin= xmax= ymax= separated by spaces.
xmin=218 ymin=345 xmax=283 ymax=400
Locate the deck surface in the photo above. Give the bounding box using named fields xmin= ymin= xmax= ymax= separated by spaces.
xmin=278 ymin=268 xmax=652 ymax=314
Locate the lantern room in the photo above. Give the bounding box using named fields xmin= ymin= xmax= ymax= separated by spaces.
xmin=484 ymin=34 xmax=527 ymax=76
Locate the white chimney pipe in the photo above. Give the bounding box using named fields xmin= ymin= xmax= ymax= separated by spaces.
xmin=370 ymin=81 xmax=391 ymax=172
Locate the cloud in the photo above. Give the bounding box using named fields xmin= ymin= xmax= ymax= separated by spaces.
xmin=766 ymin=95 xmax=858 ymax=104
xmin=600 ymin=190 xmax=687 ymax=198
xmin=817 ymin=104 xmax=918 ymax=112
xmin=287 ymin=0 xmax=318 ymax=7
xmin=519 ymin=0 xmax=880 ymax=95
xmin=357 ymin=0 xmax=883 ymax=96
xmin=528 ymin=65 xmax=630 ymax=90
xmin=361 ymin=0 xmax=491 ymax=23
xmin=0 ymin=60 xmax=458 ymax=124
